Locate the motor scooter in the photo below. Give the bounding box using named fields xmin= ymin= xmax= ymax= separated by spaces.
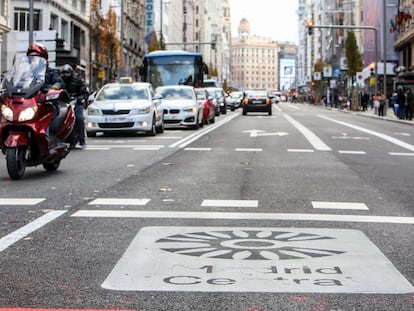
xmin=0 ymin=55 xmax=75 ymax=180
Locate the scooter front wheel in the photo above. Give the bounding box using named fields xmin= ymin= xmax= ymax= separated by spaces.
xmin=6 ymin=147 xmax=27 ymax=180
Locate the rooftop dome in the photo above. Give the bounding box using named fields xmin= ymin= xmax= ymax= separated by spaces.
xmin=238 ymin=17 xmax=250 ymax=36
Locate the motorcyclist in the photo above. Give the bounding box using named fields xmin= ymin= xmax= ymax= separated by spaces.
xmin=27 ymin=44 xmax=64 ymax=90
xmin=61 ymin=64 xmax=88 ymax=147
xmin=26 ymin=44 xmax=66 ymax=146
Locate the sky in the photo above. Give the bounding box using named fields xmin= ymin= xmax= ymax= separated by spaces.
xmin=228 ymin=0 xmax=299 ymax=43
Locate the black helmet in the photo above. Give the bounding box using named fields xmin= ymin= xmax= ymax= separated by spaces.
xmin=62 ymin=64 xmax=73 ymax=75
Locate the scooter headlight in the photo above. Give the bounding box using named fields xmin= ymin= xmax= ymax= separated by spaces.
xmin=18 ymin=107 xmax=37 ymax=122
xmin=1 ymin=105 xmax=13 ymax=121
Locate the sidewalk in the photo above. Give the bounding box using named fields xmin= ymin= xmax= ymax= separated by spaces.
xmin=344 ymin=107 xmax=414 ymax=125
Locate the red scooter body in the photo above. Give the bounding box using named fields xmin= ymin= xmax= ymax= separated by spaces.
xmin=0 ymin=56 xmax=75 ymax=180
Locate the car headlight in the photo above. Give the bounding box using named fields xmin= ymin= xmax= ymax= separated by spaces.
xmin=18 ymin=107 xmax=37 ymax=122
xmin=87 ymin=106 xmax=101 ymax=115
xmin=183 ymin=106 xmax=196 ymax=113
xmin=1 ymin=105 xmax=13 ymax=121
xmin=131 ymin=106 xmax=151 ymax=114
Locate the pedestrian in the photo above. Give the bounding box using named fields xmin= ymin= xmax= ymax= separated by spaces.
xmin=361 ymin=90 xmax=369 ymax=111
xmin=405 ymin=87 xmax=414 ymax=120
xmin=391 ymin=91 xmax=399 ymax=115
xmin=397 ymin=87 xmax=406 ymax=119
xmin=374 ymin=90 xmax=386 ymax=117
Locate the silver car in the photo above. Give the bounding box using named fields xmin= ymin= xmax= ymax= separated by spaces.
xmin=156 ymin=85 xmax=204 ymax=129
xmin=86 ymin=82 xmax=164 ymax=137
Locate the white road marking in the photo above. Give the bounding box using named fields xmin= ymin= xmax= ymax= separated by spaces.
xmin=71 ymin=210 xmax=414 ymax=224
xmin=283 ymin=114 xmax=332 ymax=151
xmin=85 ymin=147 xmax=110 ymax=150
xmin=88 ymin=198 xmax=150 ymax=205
xmin=0 ymin=210 xmax=66 ymax=252
xmin=102 ymin=226 xmax=414 ymax=293
xmin=132 ymin=147 xmax=162 ymax=150
xmin=184 ymin=147 xmax=212 ymax=151
xmin=338 ymin=150 xmax=366 ymax=154
xmin=389 ymin=152 xmax=414 ymax=157
xmin=243 ymin=130 xmax=288 ymax=137
xmin=88 ymin=144 xmax=164 ymax=149
xmin=169 ymin=113 xmax=239 ymax=148
xmin=201 ymin=200 xmax=258 ymax=208
xmin=0 ymin=198 xmax=45 ymax=205
xmin=312 ymin=201 xmax=369 ymax=210
xmin=320 ymin=114 xmax=414 ymax=151
xmin=287 ymin=149 xmax=314 ymax=153
xmin=235 ymin=148 xmax=263 ymax=152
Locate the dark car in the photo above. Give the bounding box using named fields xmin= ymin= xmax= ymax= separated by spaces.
xmin=242 ymin=90 xmax=272 ymax=116
xmin=205 ymin=87 xmax=227 ymax=115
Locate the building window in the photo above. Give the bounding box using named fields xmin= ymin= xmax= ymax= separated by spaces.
xmin=14 ymin=8 xmax=41 ymax=31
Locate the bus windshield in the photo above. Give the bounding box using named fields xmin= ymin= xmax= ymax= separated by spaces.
xmin=140 ymin=51 xmax=207 ymax=88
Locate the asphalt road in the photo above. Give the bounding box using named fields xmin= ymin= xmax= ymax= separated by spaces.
xmin=0 ymin=102 xmax=413 ymax=311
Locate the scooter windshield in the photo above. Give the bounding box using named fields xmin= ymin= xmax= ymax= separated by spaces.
xmin=3 ymin=56 xmax=46 ymax=98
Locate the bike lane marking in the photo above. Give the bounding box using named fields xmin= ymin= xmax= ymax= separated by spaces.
xmin=0 ymin=210 xmax=66 ymax=252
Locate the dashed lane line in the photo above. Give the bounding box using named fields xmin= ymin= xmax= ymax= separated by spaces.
xmin=0 ymin=198 xmax=45 ymax=205
xmin=338 ymin=150 xmax=366 ymax=154
xmin=312 ymin=201 xmax=369 ymax=210
xmin=201 ymin=199 xmax=258 ymax=208
xmin=89 ymin=198 xmax=151 ymax=205
xmin=389 ymin=152 xmax=414 ymax=157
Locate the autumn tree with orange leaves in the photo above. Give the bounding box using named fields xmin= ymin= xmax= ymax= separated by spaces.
xmin=90 ymin=0 xmax=121 ymax=84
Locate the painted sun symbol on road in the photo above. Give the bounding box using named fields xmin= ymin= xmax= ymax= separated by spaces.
xmin=155 ymin=229 xmax=345 ymax=260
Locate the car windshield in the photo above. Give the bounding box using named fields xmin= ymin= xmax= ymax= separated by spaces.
xmin=157 ymin=88 xmax=194 ymax=100
xmin=246 ymin=90 xmax=267 ymax=97
xmin=96 ymin=85 xmax=149 ymax=101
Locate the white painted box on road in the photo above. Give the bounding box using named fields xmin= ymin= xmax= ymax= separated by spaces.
xmin=102 ymin=226 xmax=413 ymax=293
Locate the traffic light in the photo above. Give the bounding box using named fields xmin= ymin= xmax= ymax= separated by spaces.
xmin=307 ymin=21 xmax=314 ymax=36
xmin=369 ymin=62 xmax=375 ymax=76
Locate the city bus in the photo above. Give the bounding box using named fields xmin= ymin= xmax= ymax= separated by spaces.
xmin=139 ymin=50 xmax=208 ymax=88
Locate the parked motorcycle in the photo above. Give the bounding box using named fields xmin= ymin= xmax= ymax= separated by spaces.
xmin=0 ymin=55 xmax=75 ymax=180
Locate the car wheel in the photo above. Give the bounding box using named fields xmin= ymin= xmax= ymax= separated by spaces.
xmin=156 ymin=117 xmax=164 ymax=133
xmin=86 ymin=131 xmax=96 ymax=137
xmin=146 ymin=115 xmax=157 ymax=136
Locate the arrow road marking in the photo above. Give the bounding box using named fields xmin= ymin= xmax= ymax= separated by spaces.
xmin=242 ymin=130 xmax=289 ymax=137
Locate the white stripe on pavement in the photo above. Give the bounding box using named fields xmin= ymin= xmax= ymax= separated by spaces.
xmin=283 ymin=114 xmax=332 ymax=151
xmin=0 ymin=210 xmax=67 ymax=252
xmin=71 ymin=210 xmax=414 ymax=224
xmin=319 ymin=114 xmax=414 ymax=152
xmin=338 ymin=150 xmax=366 ymax=154
xmin=389 ymin=152 xmax=414 ymax=157
xmin=0 ymin=198 xmax=45 ymax=205
xmin=235 ymin=148 xmax=262 ymax=152
xmin=88 ymin=198 xmax=150 ymax=205
xmin=312 ymin=201 xmax=369 ymax=210
xmin=201 ymin=200 xmax=258 ymax=208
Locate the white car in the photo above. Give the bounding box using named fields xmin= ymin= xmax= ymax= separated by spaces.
xmin=156 ymin=85 xmax=204 ymax=129
xmin=86 ymin=82 xmax=164 ymax=137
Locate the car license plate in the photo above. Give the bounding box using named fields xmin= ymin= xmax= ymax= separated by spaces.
xmin=252 ymin=100 xmax=262 ymax=104
xmin=105 ymin=116 xmax=130 ymax=122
